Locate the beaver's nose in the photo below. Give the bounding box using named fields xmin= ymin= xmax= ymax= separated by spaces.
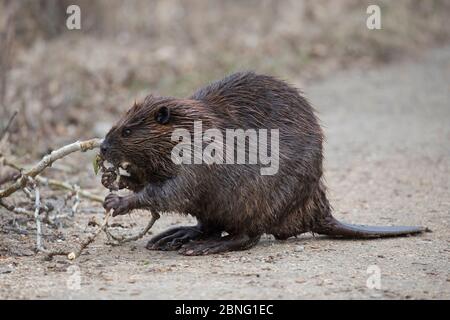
xmin=100 ymin=141 xmax=110 ymax=155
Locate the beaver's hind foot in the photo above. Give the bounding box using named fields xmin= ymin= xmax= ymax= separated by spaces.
xmin=178 ymin=234 xmax=261 ymax=256
xmin=147 ymin=224 xmax=221 ymax=251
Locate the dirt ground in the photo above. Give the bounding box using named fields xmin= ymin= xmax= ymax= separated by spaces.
xmin=0 ymin=45 xmax=449 ymax=300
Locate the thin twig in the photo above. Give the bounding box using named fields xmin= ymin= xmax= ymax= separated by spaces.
xmin=0 ymin=198 xmax=34 ymax=216
xmin=70 ymin=186 xmax=80 ymax=216
xmin=104 ymin=212 xmax=160 ymax=244
xmin=22 ymin=186 xmax=53 ymax=213
xmin=0 ymin=138 xmax=102 ymax=199
xmin=45 ymin=210 xmax=113 ymax=260
xmin=38 ymin=176 xmax=103 ymax=203
xmin=0 ymin=109 xmax=17 ymax=141
xmin=33 ymin=184 xmax=43 ymax=251
xmin=68 ymin=210 xmax=113 ymax=260
xmin=0 ymin=197 xmax=57 ymax=227
xmin=1 ymin=157 xmax=103 ymax=202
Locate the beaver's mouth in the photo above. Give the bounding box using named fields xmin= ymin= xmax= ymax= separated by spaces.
xmin=100 ymin=153 xmax=170 ymax=185
xmin=101 ymin=157 xmax=134 ymax=177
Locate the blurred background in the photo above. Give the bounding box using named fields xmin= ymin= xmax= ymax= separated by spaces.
xmin=0 ymin=0 xmax=449 ymax=156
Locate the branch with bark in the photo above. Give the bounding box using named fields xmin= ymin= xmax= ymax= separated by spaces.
xmin=0 ymin=138 xmax=102 ymax=198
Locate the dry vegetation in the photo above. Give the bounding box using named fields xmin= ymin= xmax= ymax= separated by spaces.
xmin=0 ymin=0 xmax=449 ymax=258
xmin=1 ymin=0 xmax=449 ymax=152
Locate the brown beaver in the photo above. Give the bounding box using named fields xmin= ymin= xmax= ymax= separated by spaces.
xmin=100 ymin=71 xmax=426 ymax=255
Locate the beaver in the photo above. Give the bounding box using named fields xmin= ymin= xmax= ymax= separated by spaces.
xmin=100 ymin=71 xmax=426 ymax=255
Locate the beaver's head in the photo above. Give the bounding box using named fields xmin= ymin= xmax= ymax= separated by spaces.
xmin=100 ymin=95 xmax=203 ymax=181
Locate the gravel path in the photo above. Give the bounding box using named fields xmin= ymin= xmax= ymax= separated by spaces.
xmin=1 ymin=46 xmax=449 ymax=299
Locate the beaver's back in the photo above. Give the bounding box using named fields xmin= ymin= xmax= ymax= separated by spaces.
xmin=192 ymin=72 xmax=319 ymax=131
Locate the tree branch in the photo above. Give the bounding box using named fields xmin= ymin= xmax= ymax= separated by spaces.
xmin=104 ymin=212 xmax=160 ymax=244
xmin=0 ymin=110 xmax=17 ymax=141
xmin=0 ymin=138 xmax=102 ymax=198
xmin=33 ymin=184 xmax=43 ymax=251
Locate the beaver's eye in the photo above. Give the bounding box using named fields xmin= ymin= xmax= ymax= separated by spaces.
xmin=122 ymin=128 xmax=132 ymax=137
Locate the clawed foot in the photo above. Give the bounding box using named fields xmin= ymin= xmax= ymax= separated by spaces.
xmin=103 ymin=193 xmax=136 ymax=216
xmin=147 ymin=225 xmax=211 ymax=251
xmin=178 ymin=234 xmax=261 ymax=256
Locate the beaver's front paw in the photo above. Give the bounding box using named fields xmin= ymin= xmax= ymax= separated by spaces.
xmin=103 ymin=193 xmax=135 ymax=216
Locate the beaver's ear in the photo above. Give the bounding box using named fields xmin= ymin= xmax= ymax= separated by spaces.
xmin=155 ymin=106 xmax=170 ymax=124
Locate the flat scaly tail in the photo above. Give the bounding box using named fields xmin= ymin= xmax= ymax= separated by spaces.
xmin=314 ymin=215 xmax=428 ymax=238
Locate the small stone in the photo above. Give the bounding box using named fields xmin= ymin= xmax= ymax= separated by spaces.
xmin=67 ymin=252 xmax=76 ymax=260
xmin=295 ymin=245 xmax=305 ymax=252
